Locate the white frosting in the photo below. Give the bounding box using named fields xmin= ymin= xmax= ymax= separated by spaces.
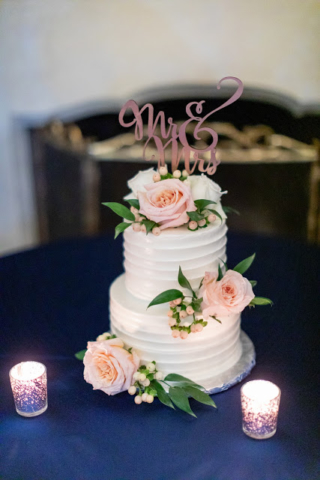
xmin=124 ymin=219 xmax=227 ymax=301
xmin=110 ymin=275 xmax=242 ymax=386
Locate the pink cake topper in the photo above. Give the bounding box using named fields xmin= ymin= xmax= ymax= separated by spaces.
xmin=119 ymin=76 xmax=243 ymax=175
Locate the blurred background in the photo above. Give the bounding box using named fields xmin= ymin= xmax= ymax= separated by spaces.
xmin=0 ymin=0 xmax=319 ymax=256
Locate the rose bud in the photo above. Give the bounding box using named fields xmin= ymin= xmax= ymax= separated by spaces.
xmin=179 ymin=310 xmax=187 ymax=319
xmin=153 ymin=173 xmax=161 ymax=182
xmin=174 ymin=298 xmax=182 ymax=305
xmin=188 ymin=221 xmax=198 ymax=231
xmin=172 ymin=329 xmax=180 ymax=338
xmin=159 ymin=166 xmax=168 ymax=176
xmin=132 ymin=223 xmax=141 ymax=232
xmin=186 ymin=306 xmax=194 ymax=315
xmin=208 ymin=214 xmax=216 ymax=223
xmin=190 ymin=324 xmax=197 ymax=333
xmin=198 ymin=219 xmax=206 ymax=227
xmin=195 ymin=323 xmax=203 ymax=333
xmin=180 ymin=331 xmax=188 ymax=340
xmin=152 ymin=227 xmax=161 ymax=236
xmin=168 ymin=318 xmax=176 ymax=327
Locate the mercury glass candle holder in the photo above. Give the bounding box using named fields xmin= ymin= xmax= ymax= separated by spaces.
xmin=9 ymin=361 xmax=48 ymax=417
xmin=241 ymin=380 xmax=281 ymax=439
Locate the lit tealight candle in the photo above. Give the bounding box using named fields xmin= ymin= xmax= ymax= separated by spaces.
xmin=9 ymin=361 xmax=48 ymax=417
xmin=241 ymin=380 xmax=281 ymax=439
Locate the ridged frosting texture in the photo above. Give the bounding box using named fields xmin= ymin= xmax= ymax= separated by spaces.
xmin=110 ymin=275 xmax=242 ymax=387
xmin=124 ymin=220 xmax=227 ymax=301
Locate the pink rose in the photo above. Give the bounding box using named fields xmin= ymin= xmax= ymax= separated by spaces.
xmin=83 ymin=338 xmax=140 ymax=395
xmin=138 ymin=179 xmax=196 ymax=230
xmin=200 ymin=270 xmax=255 ymax=319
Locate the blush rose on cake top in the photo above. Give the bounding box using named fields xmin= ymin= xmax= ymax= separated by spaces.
xmin=103 ymin=166 xmax=233 ymax=238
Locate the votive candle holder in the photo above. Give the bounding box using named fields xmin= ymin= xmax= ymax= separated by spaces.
xmin=241 ymin=380 xmax=281 ymax=439
xmin=9 ymin=361 xmax=48 ymax=417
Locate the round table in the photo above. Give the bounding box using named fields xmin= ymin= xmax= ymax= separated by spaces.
xmin=0 ymin=232 xmax=319 ymax=480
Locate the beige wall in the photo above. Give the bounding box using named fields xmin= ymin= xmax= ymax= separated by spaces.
xmin=0 ymin=0 xmax=319 ymax=254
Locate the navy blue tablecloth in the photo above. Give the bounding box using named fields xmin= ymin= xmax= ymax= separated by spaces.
xmin=0 ymin=233 xmax=319 ymax=480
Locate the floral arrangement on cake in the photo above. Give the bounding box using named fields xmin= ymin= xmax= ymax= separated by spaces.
xmin=103 ymin=166 xmax=237 ymax=238
xmin=148 ymin=254 xmax=272 ymax=339
xmin=75 ymin=333 xmax=216 ymax=417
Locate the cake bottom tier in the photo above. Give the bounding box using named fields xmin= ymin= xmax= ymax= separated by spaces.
xmin=110 ymin=275 xmax=250 ymax=390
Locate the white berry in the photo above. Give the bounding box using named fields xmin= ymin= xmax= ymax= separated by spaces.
xmin=159 ymin=166 xmax=168 ymax=176
xmin=146 ymin=395 xmax=154 ymax=404
xmin=198 ymin=219 xmax=206 ymax=227
xmin=134 ymin=395 xmax=142 ymax=404
xmin=128 ymin=386 xmax=136 ymax=395
xmin=147 ymin=363 xmax=155 ymax=372
xmin=179 ymin=310 xmax=187 ymax=319
xmin=182 ymin=170 xmax=189 ymax=177
xmin=139 ymin=373 xmax=146 ymax=382
xmin=142 ymin=379 xmax=150 ymax=387
xmin=155 ymin=371 xmax=164 ymax=380
xmin=173 ymin=170 xmax=181 ymax=178
xmin=141 ymin=392 xmax=148 ymax=402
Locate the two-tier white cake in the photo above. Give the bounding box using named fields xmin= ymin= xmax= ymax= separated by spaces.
xmin=110 ymin=216 xmax=246 ymax=391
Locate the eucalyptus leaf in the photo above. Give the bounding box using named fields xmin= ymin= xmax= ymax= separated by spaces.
xmin=75 ymin=349 xmax=86 ymax=361
xmin=178 ymin=266 xmax=194 ymax=294
xmin=125 ymin=198 xmax=140 ymax=210
xmin=183 ymin=385 xmax=216 ymax=408
xmin=249 ymin=280 xmax=257 ymax=287
xmin=102 ymin=202 xmax=135 ymax=222
xmin=222 ymin=206 xmax=240 ymax=216
xmin=114 ymin=222 xmax=131 ymax=239
xmin=147 ymin=290 xmax=183 ymax=308
xmin=151 ymin=381 xmax=175 ymax=409
xmin=187 ymin=211 xmax=204 ymax=222
xmin=233 ymin=253 xmax=256 ymax=275
xmin=168 ymin=386 xmax=196 ymax=417
xmin=250 ymin=296 xmax=273 ymax=306
xmin=194 ymin=199 xmax=216 ymax=210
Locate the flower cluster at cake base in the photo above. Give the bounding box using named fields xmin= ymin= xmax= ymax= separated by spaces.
xmin=148 ymin=255 xmax=273 ymax=338
xmin=102 ymin=167 xmax=235 ymax=238
xmin=75 ymin=333 xmax=216 ymax=417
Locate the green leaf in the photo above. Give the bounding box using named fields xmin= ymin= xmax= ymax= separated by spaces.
xmin=147 ymin=289 xmax=183 ymax=308
xmin=164 ymin=373 xmax=203 ymax=389
xmin=233 ymin=253 xmax=256 ymax=275
xmin=102 ymin=202 xmax=135 ymax=222
xmin=75 ymin=349 xmax=86 ymax=361
xmin=151 ymin=381 xmax=175 ymax=409
xmin=141 ymin=219 xmax=158 ymax=234
xmin=168 ymin=386 xmax=196 ymax=417
xmin=178 ymin=266 xmax=194 ymax=294
xmin=194 ymin=199 xmax=216 ymax=210
xmin=217 ymin=263 xmax=224 ymax=281
xmin=114 ymin=222 xmax=131 ymax=239
xmin=183 ymin=385 xmax=216 ymax=408
xmin=187 ymin=211 xmax=204 ymax=222
xmin=250 ymin=296 xmax=273 ymax=306
xmin=249 ymin=280 xmax=257 ymax=287
xmin=222 ymin=206 xmax=240 ymax=216
xmin=125 ymin=198 xmax=140 ymax=210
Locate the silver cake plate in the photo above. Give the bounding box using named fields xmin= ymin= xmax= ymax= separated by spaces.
xmin=202 ymin=331 xmax=256 ymax=394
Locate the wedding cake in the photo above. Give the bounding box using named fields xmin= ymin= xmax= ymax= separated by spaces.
xmin=109 ymin=168 xmax=246 ymax=391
